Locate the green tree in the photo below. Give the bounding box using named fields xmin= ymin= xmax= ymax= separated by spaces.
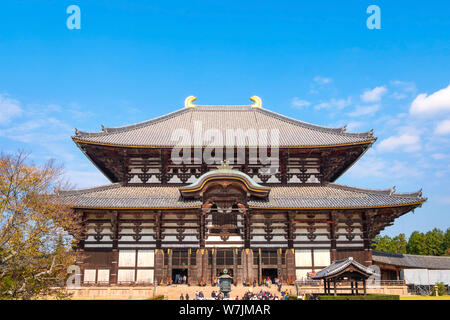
xmin=443 ymin=228 xmax=450 ymax=256
xmin=391 ymin=233 xmax=407 ymax=254
xmin=373 ymin=235 xmax=394 ymax=253
xmin=406 ymin=231 xmax=427 ymax=255
xmin=424 ymin=228 xmax=445 ymax=256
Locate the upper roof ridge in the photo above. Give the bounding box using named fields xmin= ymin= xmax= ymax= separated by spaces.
xmin=256 ymin=108 xmax=375 ymax=138
xmin=74 ymin=108 xmax=189 ymax=137
xmin=329 ymin=183 xmax=425 ymax=199
xmin=73 ymin=103 xmax=375 ymax=140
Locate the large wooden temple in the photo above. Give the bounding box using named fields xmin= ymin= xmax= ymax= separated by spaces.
xmin=62 ymin=96 xmax=426 ymax=286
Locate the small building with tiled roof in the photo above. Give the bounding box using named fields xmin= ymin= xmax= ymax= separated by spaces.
xmin=372 ymin=250 xmax=450 ymax=284
xmin=63 ymin=96 xmax=426 ymax=286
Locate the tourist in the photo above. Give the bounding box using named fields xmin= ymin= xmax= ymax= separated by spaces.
xmin=211 ymin=290 xmax=216 ymax=298
xmin=180 ymin=293 xmax=184 ymax=300
xmin=183 ymin=275 xmax=187 ymax=284
xmin=185 ymin=293 xmax=189 ymax=300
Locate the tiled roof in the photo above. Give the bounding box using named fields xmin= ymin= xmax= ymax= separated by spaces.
xmin=249 ymin=184 xmax=425 ymax=208
xmin=372 ymin=251 xmax=450 ymax=270
xmin=59 ymin=183 xmax=425 ymax=209
xmin=73 ymin=105 xmax=375 ymax=147
xmin=312 ymin=257 xmax=375 ymax=279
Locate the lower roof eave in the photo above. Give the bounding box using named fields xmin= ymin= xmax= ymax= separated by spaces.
xmin=70 ymin=201 xmax=425 ymax=211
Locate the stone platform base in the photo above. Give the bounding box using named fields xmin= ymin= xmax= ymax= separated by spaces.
xmin=61 ymin=284 xmax=408 ymax=300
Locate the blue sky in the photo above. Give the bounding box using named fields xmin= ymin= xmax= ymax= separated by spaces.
xmin=0 ymin=1 xmax=449 ymax=236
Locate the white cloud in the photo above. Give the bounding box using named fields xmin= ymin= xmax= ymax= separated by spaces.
xmin=0 ymin=94 xmax=22 ymax=124
xmin=377 ymin=133 xmax=421 ymax=152
xmin=410 ymin=84 xmax=450 ymax=116
xmin=348 ymin=104 xmax=379 ymax=117
xmin=360 ymin=86 xmax=387 ymax=102
xmin=346 ymin=150 xmax=422 ymax=179
xmin=315 ymin=97 xmax=351 ymax=110
xmin=434 ymin=119 xmax=450 ymax=135
xmin=389 ymin=80 xmax=416 ymax=100
xmin=313 ymin=76 xmax=333 ymax=85
xmin=431 ymin=153 xmax=447 ymax=160
xmin=346 ymin=121 xmax=364 ymax=132
xmin=291 ymin=97 xmax=311 ymax=108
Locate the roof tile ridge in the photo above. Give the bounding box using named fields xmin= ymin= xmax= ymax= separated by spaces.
xmin=58 ymin=183 xmax=121 ymax=196
xmin=329 ymin=183 xmax=425 ymax=199
xmin=327 ymin=183 xmax=392 ymax=195
xmin=402 ymin=253 xmax=450 ymax=259
xmin=256 ymin=108 xmax=375 ymax=139
xmin=74 ymin=108 xmax=188 ymax=137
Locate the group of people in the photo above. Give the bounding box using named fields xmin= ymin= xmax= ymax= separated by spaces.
xmin=178 ymin=288 xmax=295 ymax=300
xmin=238 ymin=289 xmax=288 ymax=300
xmin=173 ymin=274 xmax=187 ymax=285
xmin=179 ymin=290 xmax=224 ymax=300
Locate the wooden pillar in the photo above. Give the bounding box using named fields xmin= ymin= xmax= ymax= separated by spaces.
xmin=195 ymin=249 xmax=205 ymax=285
xmin=351 ymin=281 xmax=354 ymax=295
xmin=329 ymin=211 xmax=337 ymax=262
xmin=243 ymin=248 xmax=254 ymax=284
xmin=333 ymin=278 xmax=337 ymax=296
xmin=258 ymin=248 xmax=262 ymax=285
xmin=233 ymin=249 xmax=238 ymax=284
xmin=155 ymin=212 xmax=162 ymax=249
xmin=211 ymin=249 xmax=217 ymax=285
xmin=244 ymin=210 xmax=251 ymax=248
xmin=110 ymin=211 xmax=119 ymax=285
xmin=168 ymin=249 xmax=173 ymax=284
xmin=277 ymin=248 xmax=282 ymax=281
xmin=199 ymin=211 xmax=206 ymax=248
xmin=285 ymin=249 xmax=296 ymax=284
xmin=154 ymin=249 xmax=164 ymax=284
xmin=323 ymin=279 xmax=327 ymax=295
xmin=363 ymin=279 xmax=367 ymax=295
xmin=110 ymin=249 xmax=118 ymax=284
xmin=287 ymin=212 xmax=295 ymax=249
xmin=355 ymin=280 xmax=359 ymax=295
xmin=362 ymin=211 xmax=373 ymax=266
xmin=187 ymin=248 xmax=191 ymax=284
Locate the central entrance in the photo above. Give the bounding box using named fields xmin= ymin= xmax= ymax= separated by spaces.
xmin=262 ymin=268 xmax=278 ymax=282
xmin=172 ymin=268 xmax=188 ymax=284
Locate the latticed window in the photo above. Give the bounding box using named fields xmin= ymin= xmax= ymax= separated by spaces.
xmin=172 ymin=249 xmax=188 ymax=266
xmin=261 ymin=250 xmax=277 ymax=265
xmin=216 ymin=250 xmax=234 ymax=266
xmin=237 ymin=250 xmax=242 ymax=265
xmin=253 ymin=249 xmax=259 ymax=265
xmin=213 ymin=212 xmax=237 ymax=226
